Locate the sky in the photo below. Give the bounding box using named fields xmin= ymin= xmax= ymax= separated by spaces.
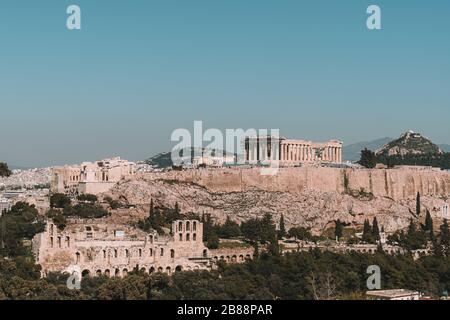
xmin=0 ymin=0 xmax=449 ymax=167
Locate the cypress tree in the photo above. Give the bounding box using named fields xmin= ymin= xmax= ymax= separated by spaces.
xmin=416 ymin=192 xmax=421 ymax=216
xmin=372 ymin=217 xmax=380 ymax=241
xmin=362 ymin=219 xmax=372 ymax=243
xmin=278 ymin=214 xmax=286 ymax=239
xmin=439 ymin=219 xmax=450 ymax=256
xmin=424 ymin=210 xmax=434 ymax=240
xmin=149 ymin=199 xmax=154 ymax=218
xmin=335 ymin=219 xmax=343 ymax=241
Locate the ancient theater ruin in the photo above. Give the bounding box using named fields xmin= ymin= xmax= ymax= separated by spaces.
xmin=33 ymin=219 xmax=215 ymax=278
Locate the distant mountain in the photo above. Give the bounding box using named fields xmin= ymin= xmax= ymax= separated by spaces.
xmin=145 ymin=148 xmax=234 ymax=169
xmin=145 ymin=152 xmax=174 ymax=169
xmin=376 ymin=131 xmax=442 ymax=157
xmin=439 ymin=144 xmax=450 ymax=153
xmin=343 ymin=137 xmax=392 ymax=162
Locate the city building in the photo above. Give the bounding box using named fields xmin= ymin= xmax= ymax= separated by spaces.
xmin=244 ymin=136 xmax=343 ymax=166
xmin=51 ymin=157 xmax=135 ymax=195
xmin=193 ymin=154 xmax=236 ymax=167
xmin=0 ymin=197 xmax=11 ymax=215
xmin=366 ymin=289 xmax=421 ymax=300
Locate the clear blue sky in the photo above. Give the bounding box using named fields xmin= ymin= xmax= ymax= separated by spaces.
xmin=1 ymin=0 xmax=449 ymax=167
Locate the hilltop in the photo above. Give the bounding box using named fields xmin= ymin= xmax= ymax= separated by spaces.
xmin=376 ymin=131 xmax=443 ymax=157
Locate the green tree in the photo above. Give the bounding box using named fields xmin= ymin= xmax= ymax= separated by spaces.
xmin=358 ymin=148 xmax=377 ymax=169
xmin=206 ymin=231 xmax=220 ymax=249
xmin=241 ymin=218 xmax=261 ymax=243
xmin=288 ymin=227 xmax=312 ymax=241
xmin=0 ymin=162 xmax=12 ymax=177
xmin=362 ymin=219 xmax=373 ymax=243
xmin=0 ymin=202 xmax=45 ymax=257
xmin=424 ymin=210 xmax=434 ymax=240
xmin=50 ymin=193 xmax=71 ymax=209
xmin=77 ymin=194 xmax=98 ymax=203
xmin=372 ymin=217 xmax=380 ymax=241
xmin=278 ymin=214 xmax=286 ymax=239
xmin=416 ymin=192 xmax=421 ymax=216
xmin=439 ymin=219 xmax=450 ymax=256
xmin=216 ymin=217 xmax=241 ymax=239
xmin=334 ymin=219 xmax=343 ymax=241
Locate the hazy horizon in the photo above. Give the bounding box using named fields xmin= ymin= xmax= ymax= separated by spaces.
xmin=1 ymin=1 xmax=449 ymax=167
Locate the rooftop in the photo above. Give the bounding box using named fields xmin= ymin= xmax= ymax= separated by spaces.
xmin=366 ymin=289 xmax=420 ymax=299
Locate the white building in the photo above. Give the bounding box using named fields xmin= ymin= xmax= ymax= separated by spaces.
xmin=443 ymin=204 xmax=449 ymax=219
xmin=51 ymin=157 xmax=135 ymax=195
xmin=193 ymin=155 xmax=235 ymax=167
xmin=0 ymin=197 xmax=11 ymax=216
xmin=366 ymin=289 xmax=421 ymax=300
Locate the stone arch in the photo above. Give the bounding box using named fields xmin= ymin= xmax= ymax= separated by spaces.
xmin=122 ymin=268 xmax=128 ymax=276
xmin=96 ymin=269 xmax=102 ymax=276
xmin=232 ymin=255 xmax=237 ymax=262
xmin=239 ymin=255 xmax=244 ymax=262
xmin=170 ymin=249 xmax=175 ymax=259
xmin=140 ymin=267 xmax=146 ymax=273
xmin=82 ymin=269 xmax=91 ymax=278
xmin=115 ymin=268 xmax=120 ymax=277
xmin=175 ymin=265 xmax=182 ymax=272
xmin=166 ymin=266 xmax=172 ymax=275
xmin=203 ymin=249 xmax=208 ymax=258
xmin=245 ymin=254 xmax=251 ymax=260
xmin=149 ymin=267 xmax=155 ymax=274
xmin=104 ymin=269 xmax=110 ymax=277
xmin=157 ymin=267 xmax=163 ymax=273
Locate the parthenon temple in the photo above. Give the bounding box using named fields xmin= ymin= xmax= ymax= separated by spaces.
xmin=244 ymin=136 xmax=343 ymax=165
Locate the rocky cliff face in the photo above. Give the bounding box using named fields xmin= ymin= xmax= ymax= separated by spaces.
xmin=106 ymin=167 xmax=450 ymax=234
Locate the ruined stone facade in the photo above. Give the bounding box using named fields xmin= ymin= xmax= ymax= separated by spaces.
xmin=33 ymin=219 xmax=210 ymax=278
xmin=51 ymin=157 xmax=135 ymax=196
xmin=244 ymin=136 xmax=343 ymax=165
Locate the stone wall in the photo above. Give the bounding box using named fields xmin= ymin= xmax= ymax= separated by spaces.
xmin=134 ymin=166 xmax=450 ymax=201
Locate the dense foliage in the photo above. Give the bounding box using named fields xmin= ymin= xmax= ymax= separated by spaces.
xmin=358 ymin=148 xmax=377 ymax=168
xmin=0 ymin=202 xmax=45 ymax=257
xmin=2 ymin=201 xmax=450 ymax=300
xmin=359 ymin=148 xmax=450 ymax=170
xmin=47 ymin=193 xmax=109 ymax=229
xmin=3 ymin=249 xmax=450 ymax=300
xmin=0 ymin=162 xmax=12 ymax=177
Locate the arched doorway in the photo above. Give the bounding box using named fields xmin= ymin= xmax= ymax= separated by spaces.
xmin=175 ymin=265 xmax=182 ymax=272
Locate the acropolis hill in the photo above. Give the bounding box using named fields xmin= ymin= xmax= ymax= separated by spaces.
xmin=106 ymin=166 xmax=450 ymax=234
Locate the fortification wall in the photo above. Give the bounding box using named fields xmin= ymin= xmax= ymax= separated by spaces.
xmin=136 ymin=167 xmax=450 ymax=201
